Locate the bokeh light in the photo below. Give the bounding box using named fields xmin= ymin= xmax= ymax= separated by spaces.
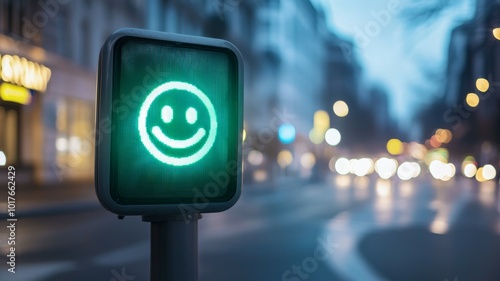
xmin=429 ymin=160 xmax=443 ymax=180
xmin=397 ymin=162 xmax=421 ymax=180
xmin=493 ymin=27 xmax=500 ymax=40
xmin=325 ymin=128 xmax=341 ymax=146
xmin=429 ymin=160 xmax=455 ymax=181
xmin=386 ymin=139 xmax=403 ymax=155
xmin=430 ymin=135 xmax=442 ymax=148
xmin=463 ymin=163 xmax=477 ymax=178
xmin=277 ymin=150 xmax=293 ymax=168
xmin=476 ymin=78 xmax=489 ymax=93
xmin=409 ymin=142 xmax=427 ymax=159
xmin=309 ymin=128 xmax=324 ymax=144
xmin=349 ymin=159 xmax=358 ymax=174
xmin=425 ymin=148 xmax=449 ymax=166
xmin=466 ymin=93 xmax=480 ymax=107
xmin=397 ymin=162 xmax=413 ymax=180
xmin=248 ymin=150 xmax=264 ymax=166
xmin=0 ymin=151 xmax=6 ymax=166
xmin=352 ymin=158 xmax=374 ymax=177
xmin=411 ymin=162 xmax=422 ymax=178
xmin=482 ymin=164 xmax=497 ymax=181
xmin=434 ymin=129 xmax=452 ymax=144
xmin=333 ymin=100 xmax=349 ymax=117
xmin=375 ymin=157 xmax=398 ymax=179
xmin=300 ymin=152 xmax=316 ymax=169
xmin=430 ymin=219 xmax=448 ymax=235
xmin=476 ymin=167 xmax=486 ymax=182
xmin=334 ymin=157 xmax=351 ymax=175
xmin=56 ymin=137 xmax=68 ymax=152
xmin=253 ymin=169 xmax=268 ymax=182
xmin=309 ymin=128 xmax=325 ymax=144
xmin=328 ymin=158 xmax=336 ymax=172
xmin=461 ymin=156 xmax=477 ymax=177
xmin=314 ymin=110 xmax=330 ymax=133
xmin=278 ymin=123 xmax=296 ymax=144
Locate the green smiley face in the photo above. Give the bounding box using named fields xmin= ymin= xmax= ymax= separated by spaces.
xmin=138 ymin=81 xmax=217 ymax=166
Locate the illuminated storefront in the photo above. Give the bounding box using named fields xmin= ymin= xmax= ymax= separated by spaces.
xmin=0 ymin=54 xmax=50 ymax=168
xmin=0 ymin=34 xmax=95 ymax=184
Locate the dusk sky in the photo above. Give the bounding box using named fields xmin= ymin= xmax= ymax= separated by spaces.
xmin=314 ymin=0 xmax=476 ymax=139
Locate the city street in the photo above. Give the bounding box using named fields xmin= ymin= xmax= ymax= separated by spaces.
xmin=1 ymin=174 xmax=499 ymax=281
xmin=1 ymin=1 xmax=500 ymax=281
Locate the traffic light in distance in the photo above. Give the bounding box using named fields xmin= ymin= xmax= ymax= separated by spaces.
xmin=95 ymin=28 xmax=243 ymax=216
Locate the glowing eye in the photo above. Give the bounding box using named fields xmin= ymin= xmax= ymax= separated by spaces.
xmin=186 ymin=107 xmax=197 ymax=124
xmin=161 ymin=105 xmax=173 ymax=123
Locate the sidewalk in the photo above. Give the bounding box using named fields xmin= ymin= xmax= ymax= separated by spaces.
xmin=0 ymin=180 xmax=100 ymax=219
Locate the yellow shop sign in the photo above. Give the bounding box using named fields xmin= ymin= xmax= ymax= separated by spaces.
xmin=0 ymin=82 xmax=31 ymax=105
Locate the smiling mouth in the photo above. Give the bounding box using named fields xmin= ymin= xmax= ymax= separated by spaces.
xmin=151 ymin=126 xmax=206 ymax=149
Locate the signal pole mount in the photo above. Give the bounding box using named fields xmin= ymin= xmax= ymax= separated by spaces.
xmin=144 ymin=214 xmax=202 ymax=281
xmin=96 ymin=28 xmax=243 ymax=281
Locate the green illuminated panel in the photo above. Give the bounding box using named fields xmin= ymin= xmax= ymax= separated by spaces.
xmin=109 ymin=37 xmax=239 ymax=205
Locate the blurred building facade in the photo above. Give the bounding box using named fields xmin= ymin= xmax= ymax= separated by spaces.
xmin=0 ymin=0 xmax=146 ymax=183
xmin=431 ymin=0 xmax=500 ymax=163
xmin=0 ymin=0 xmax=361 ymax=184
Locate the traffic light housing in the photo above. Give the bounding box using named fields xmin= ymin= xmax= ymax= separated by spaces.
xmin=95 ymin=28 xmax=243 ymax=216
